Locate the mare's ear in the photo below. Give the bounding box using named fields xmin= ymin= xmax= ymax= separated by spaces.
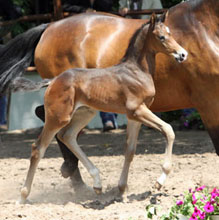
xmin=149 ymin=13 xmax=157 ymax=29
xmin=160 ymin=10 xmax=169 ymax=23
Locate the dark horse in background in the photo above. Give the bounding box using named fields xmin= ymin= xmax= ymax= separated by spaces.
xmin=0 ymin=0 xmax=218 ymax=187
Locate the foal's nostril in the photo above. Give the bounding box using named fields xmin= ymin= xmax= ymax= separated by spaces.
xmin=181 ymin=53 xmax=185 ymax=58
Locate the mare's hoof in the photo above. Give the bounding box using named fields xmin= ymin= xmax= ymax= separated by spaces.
xmin=60 ymin=162 xmax=74 ymax=178
xmin=155 ymin=181 xmax=162 ymax=190
xmin=93 ymin=187 xmax=102 ymax=195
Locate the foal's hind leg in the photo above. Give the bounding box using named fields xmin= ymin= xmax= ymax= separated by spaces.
xmin=118 ymin=120 xmax=141 ymax=193
xmin=57 ymin=108 xmax=103 ymax=193
xmin=19 ymin=124 xmax=61 ymax=204
xmin=35 ymin=105 xmax=84 ymax=185
xmin=127 ymin=104 xmax=175 ymax=189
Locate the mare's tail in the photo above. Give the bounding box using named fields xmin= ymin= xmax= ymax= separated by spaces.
xmin=0 ymin=23 xmax=49 ymax=95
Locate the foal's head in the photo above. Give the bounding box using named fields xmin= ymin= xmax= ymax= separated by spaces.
xmin=147 ymin=12 xmax=188 ymax=63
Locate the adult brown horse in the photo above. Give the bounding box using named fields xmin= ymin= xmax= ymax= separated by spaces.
xmin=0 ymin=0 xmax=218 ymax=186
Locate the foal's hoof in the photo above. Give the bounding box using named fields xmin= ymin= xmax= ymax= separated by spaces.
xmin=155 ymin=181 xmax=162 ymax=190
xmin=93 ymin=187 xmax=102 ymax=195
xmin=17 ymin=198 xmax=28 ymax=205
xmin=18 ymin=187 xmax=28 ymax=204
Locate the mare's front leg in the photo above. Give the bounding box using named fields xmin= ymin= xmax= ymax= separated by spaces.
xmin=127 ymin=103 xmax=175 ymax=189
xmin=118 ymin=120 xmax=141 ymax=193
xmin=35 ymin=105 xmax=84 ymax=185
xmin=57 ymin=108 xmax=103 ymax=193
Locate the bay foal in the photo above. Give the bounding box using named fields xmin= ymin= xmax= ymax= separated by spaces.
xmin=20 ymin=13 xmax=187 ymax=203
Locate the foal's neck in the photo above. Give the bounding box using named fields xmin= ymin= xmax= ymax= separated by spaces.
xmin=122 ymin=24 xmax=149 ymax=63
xmin=122 ymin=23 xmax=156 ymax=73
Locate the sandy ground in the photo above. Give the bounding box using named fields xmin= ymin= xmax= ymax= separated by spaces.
xmin=0 ymin=127 xmax=218 ymax=220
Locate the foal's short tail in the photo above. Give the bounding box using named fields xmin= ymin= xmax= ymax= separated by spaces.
xmin=0 ymin=23 xmax=49 ymax=95
xmin=9 ymin=77 xmax=51 ymax=93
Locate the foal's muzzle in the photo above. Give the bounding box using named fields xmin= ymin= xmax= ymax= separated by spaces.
xmin=173 ymin=48 xmax=188 ymax=63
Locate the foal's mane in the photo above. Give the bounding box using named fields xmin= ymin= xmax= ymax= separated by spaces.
xmin=121 ymin=21 xmax=150 ymax=63
xmin=121 ymin=14 xmax=164 ymax=63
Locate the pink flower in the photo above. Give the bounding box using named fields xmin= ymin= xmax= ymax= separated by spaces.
xmin=211 ymin=190 xmax=219 ymax=202
xmin=211 ymin=188 xmax=219 ymax=196
xmin=211 ymin=194 xmax=216 ymax=203
xmin=192 ymin=193 xmax=197 ymax=204
xmin=199 ymin=211 xmax=206 ymax=220
xmin=204 ymin=202 xmax=214 ymax=213
xmin=196 ymin=186 xmax=205 ymax=191
xmin=202 ymin=195 xmax=207 ymax=200
xmin=189 ymin=213 xmax=198 ymax=220
xmin=176 ymin=200 xmax=184 ymax=206
xmin=193 ymin=207 xmax=201 ymax=216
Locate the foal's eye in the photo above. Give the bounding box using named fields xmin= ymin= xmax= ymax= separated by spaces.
xmin=159 ymin=36 xmax=165 ymax=41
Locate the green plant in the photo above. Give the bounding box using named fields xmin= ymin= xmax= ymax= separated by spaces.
xmin=180 ymin=110 xmax=204 ymax=130
xmin=161 ymin=110 xmax=183 ymax=123
xmin=146 ymin=186 xmax=219 ymax=220
xmin=10 ymin=0 xmax=34 ymax=36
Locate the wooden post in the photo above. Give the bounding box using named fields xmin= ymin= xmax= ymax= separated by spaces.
xmin=53 ymin=0 xmax=63 ymax=20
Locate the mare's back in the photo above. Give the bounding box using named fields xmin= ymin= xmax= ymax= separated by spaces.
xmin=34 ymin=13 xmax=145 ymax=78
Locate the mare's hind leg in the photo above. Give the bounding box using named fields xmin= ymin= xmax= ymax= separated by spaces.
xmin=19 ymin=124 xmax=61 ymax=204
xmin=57 ymin=108 xmax=103 ymax=193
xmin=118 ymin=120 xmax=141 ymax=193
xmin=35 ymin=105 xmax=84 ymax=185
xmin=127 ymin=104 xmax=175 ymax=189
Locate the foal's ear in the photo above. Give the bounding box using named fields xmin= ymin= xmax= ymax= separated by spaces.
xmin=149 ymin=13 xmax=157 ymax=28
xmin=160 ymin=10 xmax=169 ymax=23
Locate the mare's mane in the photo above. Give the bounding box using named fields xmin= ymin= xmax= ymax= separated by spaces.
xmin=187 ymin=0 xmax=204 ymax=9
xmin=169 ymin=0 xmax=210 ymax=14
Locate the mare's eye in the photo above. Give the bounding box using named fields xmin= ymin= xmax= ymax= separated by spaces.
xmin=159 ymin=36 xmax=165 ymax=41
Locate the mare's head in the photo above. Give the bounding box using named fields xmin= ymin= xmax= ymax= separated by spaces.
xmin=147 ymin=12 xmax=188 ymax=63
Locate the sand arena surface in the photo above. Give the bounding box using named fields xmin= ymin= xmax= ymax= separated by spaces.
xmin=0 ymin=127 xmax=218 ymax=220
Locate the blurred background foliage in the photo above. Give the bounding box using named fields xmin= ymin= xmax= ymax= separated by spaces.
xmin=11 ymin=0 xmax=34 ymax=36
xmin=10 ymin=0 xmax=183 ymax=36
xmin=161 ymin=0 xmax=182 ymax=8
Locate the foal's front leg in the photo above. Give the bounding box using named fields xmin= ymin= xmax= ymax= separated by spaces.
xmin=118 ymin=120 xmax=141 ymax=193
xmin=127 ymin=103 xmax=175 ymax=189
